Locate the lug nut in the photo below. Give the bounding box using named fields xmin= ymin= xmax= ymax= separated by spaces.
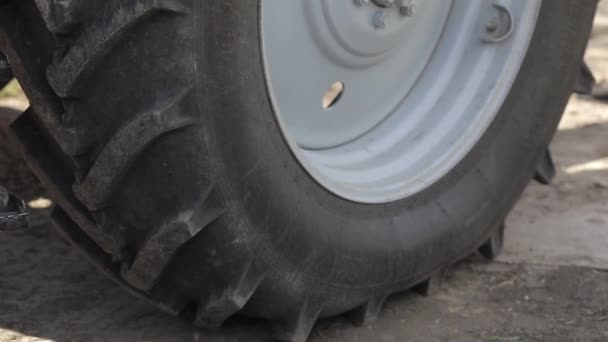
xmin=486 ymin=19 xmax=499 ymax=33
xmin=396 ymin=0 xmax=415 ymax=16
xmin=373 ymin=10 xmax=389 ymax=29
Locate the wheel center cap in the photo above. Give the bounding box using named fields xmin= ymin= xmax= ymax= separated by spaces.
xmin=305 ymin=0 xmax=420 ymax=67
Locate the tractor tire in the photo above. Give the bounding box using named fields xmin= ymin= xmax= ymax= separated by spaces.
xmin=0 ymin=61 xmax=11 ymax=89
xmin=0 ymin=105 xmax=44 ymax=201
xmin=0 ymin=0 xmax=597 ymax=341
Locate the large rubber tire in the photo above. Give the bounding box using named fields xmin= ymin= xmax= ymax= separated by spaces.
xmin=0 ymin=0 xmax=597 ymax=341
xmin=0 ymin=106 xmax=44 ymax=201
xmin=0 ymin=53 xmax=11 ymax=89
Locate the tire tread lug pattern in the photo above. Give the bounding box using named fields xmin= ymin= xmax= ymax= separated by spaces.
xmin=33 ymin=0 xmax=89 ymax=33
xmin=73 ymin=87 xmax=195 ymax=211
xmin=478 ymin=223 xmax=506 ymax=260
xmin=414 ymin=270 xmax=443 ymax=297
xmin=10 ymin=109 xmax=115 ymax=251
xmin=59 ymin=100 xmax=99 ymax=156
xmin=194 ymin=260 xmax=266 ymax=330
xmin=122 ymin=186 xmax=224 ymax=291
xmin=50 ymin=206 xmax=189 ymax=315
xmin=5 ymin=0 xmax=199 ymax=321
xmin=574 ymin=62 xmax=596 ymax=95
xmin=348 ymin=294 xmax=389 ymax=327
xmin=46 ymin=0 xmax=186 ymax=98
xmin=534 ymin=148 xmax=556 ymax=185
xmin=0 ymin=4 xmax=78 ymax=159
xmin=272 ymin=299 xmax=325 ymax=342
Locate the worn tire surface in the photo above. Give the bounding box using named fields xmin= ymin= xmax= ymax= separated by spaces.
xmin=0 ymin=1 xmax=598 ymax=341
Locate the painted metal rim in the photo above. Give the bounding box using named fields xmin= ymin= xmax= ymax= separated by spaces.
xmin=261 ymin=0 xmax=542 ymax=204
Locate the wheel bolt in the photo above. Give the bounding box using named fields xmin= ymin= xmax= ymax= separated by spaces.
xmin=372 ymin=0 xmax=395 ymax=8
xmin=486 ymin=19 xmax=499 ymax=33
xmin=396 ymin=0 xmax=415 ymax=16
xmin=373 ymin=10 xmax=389 ymax=29
xmin=483 ymin=4 xmax=514 ymax=43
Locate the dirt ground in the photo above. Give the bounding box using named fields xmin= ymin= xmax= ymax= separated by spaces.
xmin=1 ymin=5 xmax=608 ymax=342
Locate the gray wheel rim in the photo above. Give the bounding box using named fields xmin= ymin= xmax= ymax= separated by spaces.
xmin=261 ymin=0 xmax=542 ymax=203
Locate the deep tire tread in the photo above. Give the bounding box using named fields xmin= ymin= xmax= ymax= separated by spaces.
xmin=478 ymin=223 xmax=506 ymax=260
xmin=194 ymin=260 xmax=267 ymax=330
xmin=414 ymin=270 xmax=443 ymax=297
xmin=46 ymin=0 xmax=186 ymax=98
xmin=122 ymin=185 xmax=224 ymax=291
xmin=272 ymin=299 xmax=324 ymax=342
xmin=73 ymin=87 xmax=196 ymax=210
xmin=0 ymin=3 xmax=79 ymax=160
xmin=3 ymin=0 xmax=212 ymax=328
xmin=10 ymin=109 xmax=114 ymax=251
xmin=534 ymin=148 xmax=556 ymax=185
xmin=50 ymin=206 xmax=190 ymax=315
xmin=348 ymin=294 xmax=389 ymax=327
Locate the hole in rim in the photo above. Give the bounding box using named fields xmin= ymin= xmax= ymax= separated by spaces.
xmin=322 ymin=81 xmax=344 ymax=109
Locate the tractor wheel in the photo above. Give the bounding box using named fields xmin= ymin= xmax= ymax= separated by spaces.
xmin=0 ymin=0 xmax=597 ymax=341
xmin=0 ymin=55 xmax=11 ymax=89
xmin=0 ymin=105 xmax=44 ymax=201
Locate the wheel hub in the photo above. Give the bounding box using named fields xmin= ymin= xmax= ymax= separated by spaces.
xmin=268 ymin=1 xmax=451 ymax=149
xmin=309 ymin=0 xmax=425 ymax=65
xmin=261 ymin=0 xmax=542 ymax=203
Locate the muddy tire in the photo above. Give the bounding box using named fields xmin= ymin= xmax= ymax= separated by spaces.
xmin=0 ymin=0 xmax=597 ymax=341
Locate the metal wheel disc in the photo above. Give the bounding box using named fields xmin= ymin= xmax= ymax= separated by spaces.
xmin=261 ymin=0 xmax=542 ymax=203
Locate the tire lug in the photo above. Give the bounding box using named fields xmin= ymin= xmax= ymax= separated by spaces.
xmin=353 ymin=0 xmax=370 ymax=6
xmin=414 ymin=270 xmax=443 ymax=297
xmin=479 ymin=224 xmax=506 ymax=260
xmin=348 ymin=295 xmax=389 ymax=326
xmin=534 ymin=148 xmax=556 ymax=185
xmin=574 ymin=62 xmax=596 ymax=95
